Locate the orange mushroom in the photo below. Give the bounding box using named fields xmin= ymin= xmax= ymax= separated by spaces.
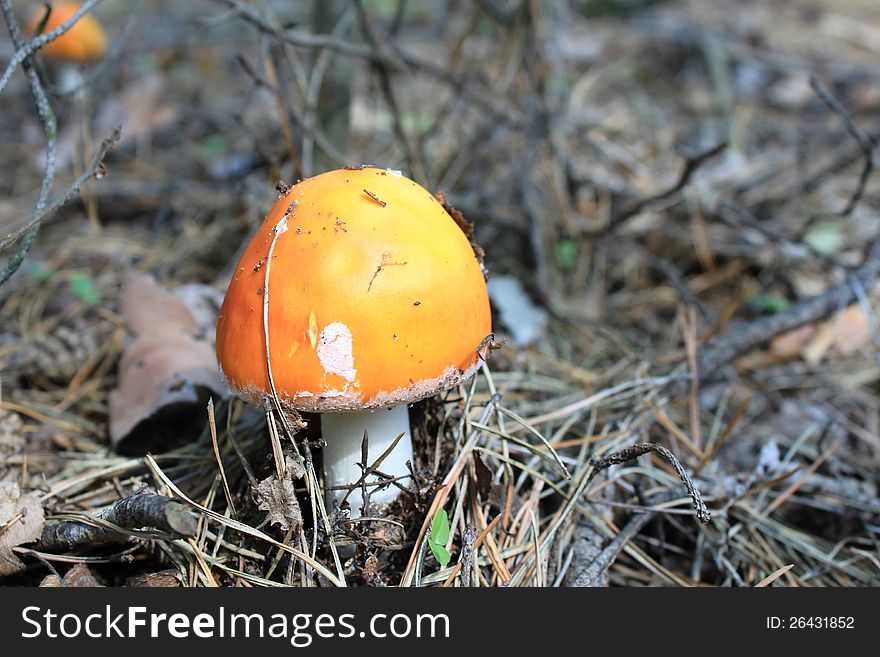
xmin=216 ymin=167 xmax=491 ymax=513
xmin=28 ymin=2 xmax=106 ymax=92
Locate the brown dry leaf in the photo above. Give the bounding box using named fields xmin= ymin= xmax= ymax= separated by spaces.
xmin=0 ymin=482 xmax=45 ymax=576
xmin=473 ymin=452 xmax=493 ymax=505
xmin=120 ymin=271 xmax=200 ymax=338
xmin=108 ymin=271 xmax=225 ymax=454
xmin=829 ymin=304 xmax=872 ymax=357
xmin=65 ymin=563 xmax=102 ymax=587
xmin=803 ymin=321 xmax=838 ymax=366
xmin=40 ymin=564 xmax=102 ymax=587
xmin=256 ymin=455 xmax=304 ymax=531
xmin=769 ymin=305 xmax=872 ymax=366
xmin=109 ymin=333 xmax=225 ymax=452
xmin=174 ymin=283 xmax=225 ymax=341
xmin=38 ymin=574 xmax=62 ymax=587
xmin=126 ymin=569 xmax=183 ymax=588
xmin=804 ymin=305 xmax=872 ymax=366
xmin=769 ymin=324 xmax=817 ymax=361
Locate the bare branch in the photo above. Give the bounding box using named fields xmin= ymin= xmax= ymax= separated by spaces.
xmin=0 ymin=126 xmax=121 ymax=253
xmin=0 ymin=0 xmax=57 ymax=284
xmin=699 ymin=239 xmax=880 ymax=373
xmin=598 ymin=141 xmax=728 ymax=235
xmin=589 ymin=443 xmax=711 ymax=524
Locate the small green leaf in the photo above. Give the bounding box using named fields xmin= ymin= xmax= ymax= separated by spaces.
xmin=26 ymin=263 xmax=55 ymax=281
xmin=203 ymin=134 xmax=226 ymax=157
xmin=431 ymin=508 xmax=450 ymax=546
xmin=748 ymin=294 xmax=789 ymax=314
xmin=69 ymin=272 xmax=99 ymax=305
xmin=556 ymin=238 xmax=578 ymax=271
xmin=430 ymin=543 xmax=450 ymax=569
xmin=401 ymin=112 xmax=433 ymax=134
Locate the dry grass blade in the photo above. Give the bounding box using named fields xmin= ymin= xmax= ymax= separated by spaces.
xmin=495 ymin=406 xmax=570 ymax=479
xmin=262 ymin=201 xmax=302 ymax=472
xmin=441 ymin=514 xmax=502 ymax=588
xmin=145 ymin=455 xmax=344 ymax=586
xmin=207 ymin=398 xmax=236 ymax=517
xmin=765 ymin=441 xmax=839 ymax=515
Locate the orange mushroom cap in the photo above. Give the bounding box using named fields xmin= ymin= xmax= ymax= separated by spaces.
xmin=216 ymin=167 xmax=492 ymax=413
xmin=28 ymin=2 xmax=107 ymax=62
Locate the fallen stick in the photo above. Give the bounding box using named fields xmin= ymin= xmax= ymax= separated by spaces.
xmin=698 ymin=239 xmax=880 ymax=374
xmin=37 ymin=492 xmax=198 ymax=552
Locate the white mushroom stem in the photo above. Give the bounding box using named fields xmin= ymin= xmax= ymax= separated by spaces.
xmin=57 ymin=64 xmax=82 ymax=95
xmin=320 ymin=405 xmax=414 ymax=515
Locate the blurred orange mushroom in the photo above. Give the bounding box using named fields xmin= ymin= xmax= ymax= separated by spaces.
xmin=28 ymin=1 xmax=106 ymax=91
xmin=216 ymin=167 xmax=491 ymax=514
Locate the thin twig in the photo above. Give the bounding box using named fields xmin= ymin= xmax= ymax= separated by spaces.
xmin=0 ymin=0 xmax=57 ymax=284
xmin=338 ymin=432 xmax=406 ymax=508
xmin=0 ymin=127 xmax=121 ymax=253
xmin=596 ymin=141 xmax=728 ymax=235
xmin=809 ymin=75 xmax=875 ymax=216
xmin=589 ymin=443 xmax=711 ymax=524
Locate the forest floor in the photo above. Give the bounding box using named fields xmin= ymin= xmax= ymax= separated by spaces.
xmin=1 ymin=0 xmax=879 ymax=587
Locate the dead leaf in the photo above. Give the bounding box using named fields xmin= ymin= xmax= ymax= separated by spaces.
xmin=769 ymin=324 xmax=817 ymax=361
xmin=830 ymin=304 xmax=872 ymax=357
xmin=285 ymin=453 xmax=306 ymax=480
xmin=64 ymin=563 xmax=102 ymax=587
xmin=40 ymin=564 xmax=102 ymax=587
xmin=174 ymin=283 xmax=225 ymax=342
xmin=0 ymin=482 xmax=45 ymax=576
xmin=473 ymin=452 xmax=493 ymax=505
xmin=804 ymin=305 xmax=872 ymax=365
xmin=109 ymin=271 xmax=225 ymax=454
xmin=256 ymin=455 xmax=304 ymax=531
xmin=803 ymin=320 xmax=838 ymax=366
xmin=769 ymin=305 xmax=872 ymax=366
xmin=126 ymin=569 xmax=182 ymax=587
xmin=109 ymin=334 xmax=225 ymax=453
xmin=119 ymin=271 xmax=200 ymax=338
xmin=38 ymin=574 xmax=62 ymax=587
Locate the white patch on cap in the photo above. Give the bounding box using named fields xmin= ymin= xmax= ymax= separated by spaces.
xmin=317 ymin=322 xmax=356 ymax=382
